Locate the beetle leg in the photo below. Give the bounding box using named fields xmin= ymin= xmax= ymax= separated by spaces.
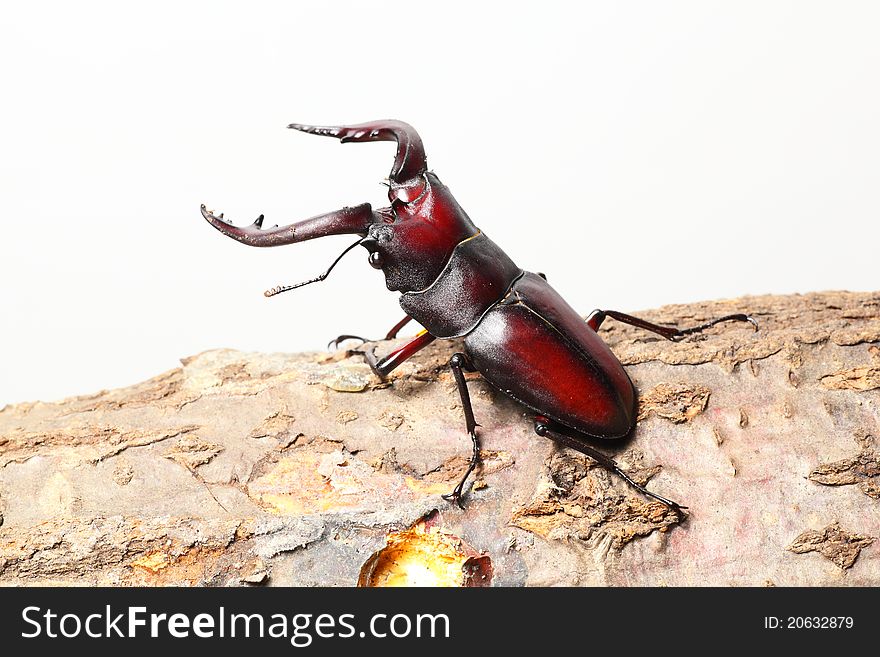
xmin=534 ymin=416 xmax=686 ymax=516
xmin=327 ymin=316 xmax=414 ymax=350
xmin=668 ymin=313 xmax=759 ymax=339
xmin=355 ymin=330 xmax=436 ymax=378
xmin=384 ymin=315 xmax=413 ymax=340
xmin=585 ymin=309 xmax=607 ymax=332
xmin=441 ymin=352 xmax=481 ymax=509
xmin=586 ymin=309 xmax=758 ymax=340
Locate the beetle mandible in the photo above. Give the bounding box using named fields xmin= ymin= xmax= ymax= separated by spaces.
xmin=201 ymin=119 xmax=756 ymax=511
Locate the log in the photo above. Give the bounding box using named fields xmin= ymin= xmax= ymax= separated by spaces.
xmin=1 ymin=291 xmax=878 ymax=586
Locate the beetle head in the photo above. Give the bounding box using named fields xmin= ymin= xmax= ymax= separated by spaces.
xmin=360 ymin=172 xmax=478 ymax=292
xmin=289 ymin=121 xmax=478 ymax=293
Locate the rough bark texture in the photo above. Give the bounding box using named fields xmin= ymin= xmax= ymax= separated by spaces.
xmin=1 ymin=291 xmax=879 ymax=586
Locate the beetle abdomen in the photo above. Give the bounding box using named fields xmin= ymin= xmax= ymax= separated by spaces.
xmin=463 ymin=273 xmax=636 ymax=439
xmin=399 ymin=232 xmax=522 ymax=338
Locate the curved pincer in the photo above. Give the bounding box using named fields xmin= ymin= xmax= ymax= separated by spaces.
xmin=288 ymin=120 xmax=427 ymax=186
xmin=200 ymin=203 xmax=376 ymax=248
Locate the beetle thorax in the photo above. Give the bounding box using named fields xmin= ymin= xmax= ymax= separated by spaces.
xmin=361 ymin=173 xmax=479 ymax=293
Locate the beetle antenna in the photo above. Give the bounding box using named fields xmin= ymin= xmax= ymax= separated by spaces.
xmin=264 ymin=238 xmax=365 ymax=297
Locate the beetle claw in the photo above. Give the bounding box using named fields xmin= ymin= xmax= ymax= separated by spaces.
xmin=671 ymin=313 xmax=760 ymax=341
xmin=328 ymin=334 xmax=368 ymax=350
xmin=655 ymin=497 xmax=688 ymax=517
xmin=441 ymin=490 xmax=466 ymax=510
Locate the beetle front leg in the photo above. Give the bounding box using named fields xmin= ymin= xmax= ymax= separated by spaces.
xmin=328 ymin=315 xmax=414 ymax=350
xmin=533 ymin=416 xmax=686 ymax=515
xmin=442 ymin=352 xmax=481 ymax=509
xmin=356 ymin=329 xmax=436 ymax=378
xmin=586 ymin=309 xmax=758 ymax=340
xmin=384 ymin=315 xmax=414 ymax=340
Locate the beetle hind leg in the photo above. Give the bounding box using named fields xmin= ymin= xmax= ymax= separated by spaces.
xmin=533 ymin=416 xmax=686 ymax=515
xmin=586 ymin=309 xmax=758 ymax=340
xmin=441 ymin=352 xmax=481 ymax=509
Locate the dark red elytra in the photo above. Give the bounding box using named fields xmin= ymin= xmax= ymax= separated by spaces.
xmin=202 ymin=119 xmax=757 ymax=511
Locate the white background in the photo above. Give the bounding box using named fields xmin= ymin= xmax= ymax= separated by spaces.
xmin=1 ymin=1 xmax=878 ymax=405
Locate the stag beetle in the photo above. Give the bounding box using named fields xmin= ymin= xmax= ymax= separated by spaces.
xmin=201 ymin=120 xmax=756 ymax=511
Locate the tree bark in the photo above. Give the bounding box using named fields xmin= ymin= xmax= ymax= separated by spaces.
xmin=1 ymin=291 xmax=878 ymax=586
